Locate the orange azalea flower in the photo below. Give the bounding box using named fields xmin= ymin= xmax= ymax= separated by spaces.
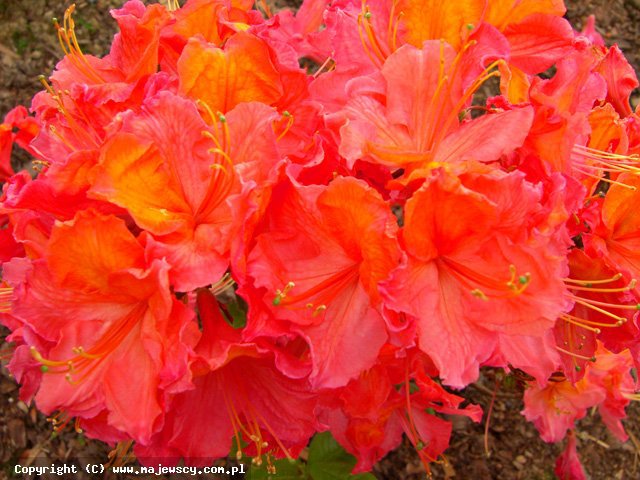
xmin=523 ymin=49 xmax=606 ymax=175
xmin=337 ymin=40 xmax=533 ymax=183
xmin=586 ymin=173 xmax=640 ymax=286
xmin=4 ymin=211 xmax=198 ymax=443
xmin=27 ymin=2 xmax=173 ymax=198
xmin=320 ymin=348 xmax=481 ymax=473
xmin=136 ymin=290 xmax=318 ymax=466
xmin=522 ymin=375 xmax=604 ymax=443
xmin=90 ymin=92 xmax=281 ymax=291
xmin=381 ymin=165 xmax=570 ymax=387
xmin=556 ymin=250 xmax=639 ymax=383
xmin=246 ymin=176 xmax=400 ymax=388
xmin=523 ymin=344 xmax=636 ymax=443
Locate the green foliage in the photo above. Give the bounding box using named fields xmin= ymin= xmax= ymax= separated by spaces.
xmin=220 ymin=294 xmax=248 ymax=329
xmin=248 ymin=432 xmax=376 ymax=480
xmin=250 ymin=458 xmax=306 ymax=480
xmin=308 ymin=433 xmax=376 ymax=480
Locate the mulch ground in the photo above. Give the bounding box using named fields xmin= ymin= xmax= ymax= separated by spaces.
xmin=1 ymin=1 xmax=640 ymax=478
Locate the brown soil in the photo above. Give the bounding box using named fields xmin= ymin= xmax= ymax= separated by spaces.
xmin=1 ymin=1 xmax=640 ymax=479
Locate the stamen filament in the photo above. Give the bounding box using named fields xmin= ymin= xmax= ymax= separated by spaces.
xmin=569 ymin=298 xmax=628 ymax=322
xmin=573 ymin=167 xmax=637 ymax=191
xmin=313 ymin=57 xmax=334 ymax=78
xmin=564 ymin=274 xmax=623 ymax=285
xmin=567 ymin=294 xmax=640 ymax=311
xmin=566 ymin=278 xmax=636 ymax=293
xmin=560 ymin=314 xmax=601 ymax=334
xmin=555 ymin=345 xmax=596 ymax=362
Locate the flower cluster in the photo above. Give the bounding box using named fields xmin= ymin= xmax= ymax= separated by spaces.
xmin=1 ymin=0 xmax=639 ymax=477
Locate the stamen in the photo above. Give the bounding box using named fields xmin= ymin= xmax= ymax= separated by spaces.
xmin=38 ymin=76 xmax=100 ymax=149
xmin=194 ymin=114 xmax=236 ymax=223
xmin=312 ymin=304 xmax=326 ymax=317
xmin=249 ymin=404 xmax=294 ymax=461
xmin=564 ymin=274 xmax=623 ymax=285
xmin=560 ymin=314 xmax=601 ymax=334
xmin=312 ymin=57 xmax=335 ymax=78
xmin=567 ymin=295 xmax=640 ymax=311
xmin=53 ymin=6 xmax=104 ymax=84
xmin=223 ymin=391 xmax=244 ymax=460
xmin=30 ymin=305 xmax=145 ymax=383
xmin=562 ymin=312 xmax=624 ymax=328
xmin=622 ymin=392 xmax=640 ymax=401
xmin=273 ymin=281 xmax=295 ymax=306
xmin=210 ymin=273 xmax=236 ymax=296
xmin=47 ymin=411 xmax=73 ymax=432
xmin=566 ymin=278 xmax=636 ymax=293
xmin=166 ymin=0 xmax=181 ymax=12
xmin=275 ymin=111 xmax=294 ymax=142
xmin=357 ymin=7 xmax=384 ymax=68
xmin=106 ymin=440 xmax=135 ymax=468
xmin=442 ymin=259 xmax=531 ymax=300
xmin=357 ymin=0 xmax=400 ymax=67
xmin=433 ymin=57 xmax=503 ymax=149
xmin=572 ymin=167 xmax=637 ymax=191
xmin=272 ymin=264 xmax=360 ymax=311
xmin=223 ymin=389 xmax=253 ymax=455
xmin=196 ymin=99 xmax=218 ymax=125
xmin=555 ymin=345 xmax=596 ymax=362
xmin=0 ymin=286 xmax=12 ymax=313
xmin=573 ymin=144 xmax=640 ymax=176
xmin=471 ymin=289 xmax=488 ymax=300
xmin=401 ymin=366 xmax=438 ymax=473
xmin=419 ymin=39 xmax=484 ymax=152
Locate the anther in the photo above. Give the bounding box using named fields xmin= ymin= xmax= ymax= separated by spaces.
xmin=312 ymin=305 xmax=327 ymax=317
xmin=471 ymin=289 xmax=488 ymax=300
xmin=273 ymin=281 xmax=295 ymax=306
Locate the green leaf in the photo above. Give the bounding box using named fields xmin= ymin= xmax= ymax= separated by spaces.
xmin=350 ymin=474 xmax=376 ymax=480
xmin=223 ymin=295 xmax=248 ymax=329
xmin=250 ymin=458 xmax=307 ymax=480
xmin=307 ymin=432 xmax=373 ymax=480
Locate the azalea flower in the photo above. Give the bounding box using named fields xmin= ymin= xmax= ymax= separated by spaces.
xmin=3 ymin=211 xmax=198 ymax=443
xmin=246 ymin=175 xmax=400 ymax=387
xmin=382 ymin=164 xmax=571 ymax=387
